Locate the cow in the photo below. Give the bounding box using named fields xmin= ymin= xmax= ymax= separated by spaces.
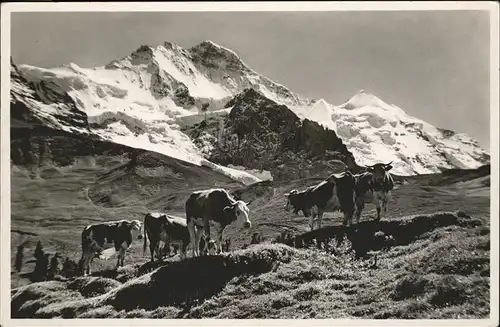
xmin=284 ymin=171 xmax=357 ymax=231
xmin=79 ymin=219 xmax=142 ymax=276
xmin=186 ymin=188 xmax=252 ymax=257
xmin=207 ymin=239 xmax=218 ymax=255
xmin=141 ymin=213 xmax=190 ymax=262
xmin=353 ymin=162 xmax=395 ymax=223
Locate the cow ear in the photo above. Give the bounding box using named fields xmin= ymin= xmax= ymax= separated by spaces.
xmin=385 ymin=165 xmax=393 ymax=171
xmin=245 ymin=200 xmax=253 ymax=206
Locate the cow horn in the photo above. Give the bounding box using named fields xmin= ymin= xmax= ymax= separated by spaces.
xmin=386 ymin=161 xmax=393 ymax=166
xmin=245 ymin=200 xmax=253 ymax=206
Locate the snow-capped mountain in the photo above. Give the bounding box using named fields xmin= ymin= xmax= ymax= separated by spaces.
xmin=303 ymin=91 xmax=490 ymax=175
xmin=12 ymin=40 xmax=489 ymax=178
xmin=10 ymin=59 xmax=90 ymax=134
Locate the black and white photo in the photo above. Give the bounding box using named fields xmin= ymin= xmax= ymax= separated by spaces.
xmin=1 ymin=1 xmax=498 ymax=325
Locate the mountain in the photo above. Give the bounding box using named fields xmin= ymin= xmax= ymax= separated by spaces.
xmin=302 ymin=91 xmax=490 ymax=175
xmin=10 ymin=60 xmax=262 ymax=185
xmin=186 ymin=88 xmax=359 ymax=180
xmin=11 ymin=40 xmax=490 ymax=178
xmin=10 ymin=59 xmax=90 ymax=134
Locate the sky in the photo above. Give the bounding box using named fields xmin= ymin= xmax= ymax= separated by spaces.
xmin=11 ymin=10 xmax=491 ymax=150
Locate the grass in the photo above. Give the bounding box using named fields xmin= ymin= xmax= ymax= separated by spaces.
xmin=10 ymin=152 xmax=491 ymax=319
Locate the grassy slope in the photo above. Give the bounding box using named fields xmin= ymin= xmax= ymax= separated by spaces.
xmin=10 ymin=150 xmax=243 ymax=288
xmin=10 ymin=154 xmax=491 ymax=318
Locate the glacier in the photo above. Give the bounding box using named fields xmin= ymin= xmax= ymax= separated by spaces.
xmin=303 ymin=91 xmax=489 ymax=175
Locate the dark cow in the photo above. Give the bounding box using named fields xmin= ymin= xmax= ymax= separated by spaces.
xmin=353 ymin=162 xmax=395 ymax=223
xmin=186 ymin=188 xmax=252 ymax=257
xmin=79 ymin=219 xmax=142 ymax=276
xmin=285 ymin=171 xmax=357 ymax=230
xmin=142 ymin=213 xmax=190 ymax=262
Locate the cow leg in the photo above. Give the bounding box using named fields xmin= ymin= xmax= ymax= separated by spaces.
xmin=317 ymin=210 xmax=324 ymax=229
xmin=83 ymin=258 xmax=89 ymax=277
xmin=313 ymin=206 xmax=320 ymax=230
xmin=375 ymin=197 xmax=382 ymax=222
xmin=187 ymin=220 xmax=198 ymax=257
xmin=354 ymin=198 xmax=364 ymax=225
xmin=382 ymin=191 xmax=390 ymax=216
xmin=86 ymin=252 xmax=94 ymax=276
xmin=81 ymin=251 xmax=92 ymax=276
xmin=194 ymin=227 xmax=204 ymax=257
xmin=342 ymin=210 xmax=350 ymax=227
xmin=115 ymin=243 xmax=125 ymax=269
xmin=88 ymin=254 xmax=95 ymax=275
xmin=116 ymin=248 xmax=125 ymax=269
xmin=115 ymin=254 xmax=121 ymax=270
xmin=309 ymin=214 xmax=315 ymax=231
xmin=149 ymin=239 xmax=157 ymax=263
xmin=382 ymin=198 xmax=388 ymax=217
xmin=202 ymin=219 xmax=211 ymax=255
xmin=215 ymin=228 xmax=223 ymax=254
xmin=79 ymin=255 xmax=86 ymax=276
xmin=121 ymin=246 xmax=127 ymax=267
xmin=179 ymin=243 xmax=187 ymax=260
xmin=160 ymin=243 xmax=168 ymax=260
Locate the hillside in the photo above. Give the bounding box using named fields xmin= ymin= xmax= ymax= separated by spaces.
xmin=11 ymin=156 xmax=490 ymax=318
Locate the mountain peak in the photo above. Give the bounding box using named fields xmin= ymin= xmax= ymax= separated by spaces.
xmin=133 ymin=44 xmax=154 ymax=55
xmin=189 ymin=40 xmax=242 ymax=65
xmin=162 ymin=41 xmax=181 ymax=51
xmin=341 ymin=90 xmax=394 ymax=111
xmin=196 ymin=40 xmax=237 ymax=53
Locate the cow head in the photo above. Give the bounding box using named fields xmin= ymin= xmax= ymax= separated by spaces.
xmin=130 ymin=219 xmax=142 ymax=230
xmin=366 ymin=162 xmax=393 ymax=184
xmin=207 ymin=240 xmax=218 ymax=255
xmin=129 ymin=219 xmax=142 ymax=239
xmin=224 ymin=200 xmax=252 ymax=229
xmin=284 ymin=190 xmax=301 ymax=214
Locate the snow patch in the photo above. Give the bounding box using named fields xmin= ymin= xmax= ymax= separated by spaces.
xmin=227 ymin=165 xmax=273 ymax=181
xmin=200 ymin=160 xmax=262 ymax=185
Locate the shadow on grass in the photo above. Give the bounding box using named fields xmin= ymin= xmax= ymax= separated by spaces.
xmin=105 ymin=244 xmax=296 ymax=311
xmin=277 ymin=211 xmax=471 ymax=258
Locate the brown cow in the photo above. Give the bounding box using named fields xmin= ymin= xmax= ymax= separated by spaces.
xmin=142 ymin=213 xmax=190 ymax=261
xmin=353 ymin=162 xmax=395 ymax=223
xmin=79 ymin=219 xmax=142 ymax=276
xmin=186 ymin=188 xmax=252 ymax=257
xmin=285 ymin=171 xmax=357 ymax=230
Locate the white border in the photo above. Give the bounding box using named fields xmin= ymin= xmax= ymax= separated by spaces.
xmin=1 ymin=2 xmax=498 ymax=327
